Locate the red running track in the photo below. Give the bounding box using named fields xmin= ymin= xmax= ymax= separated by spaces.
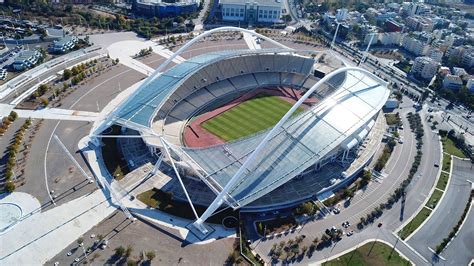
xmin=182 ymin=87 xmax=318 ymax=148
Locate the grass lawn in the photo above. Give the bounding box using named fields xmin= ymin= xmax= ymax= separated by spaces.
xmin=201 ymin=94 xmax=303 ymax=141
xmin=442 ymin=137 xmax=466 ymax=158
xmin=385 ymin=113 xmax=401 ymax=126
xmin=426 ymin=189 xmax=443 ymax=209
xmin=137 ymin=188 xmax=238 ymax=224
xmin=101 ymin=125 xmax=129 ymax=180
xmin=399 ymin=207 xmax=432 ymax=240
xmin=436 ymin=172 xmax=450 ymax=191
xmin=323 ymin=241 xmax=410 ymax=266
xmin=442 ymin=154 xmax=451 ymax=171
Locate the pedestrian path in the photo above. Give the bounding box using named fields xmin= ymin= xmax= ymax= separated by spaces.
xmin=0 ymin=189 xmax=116 ymax=265
xmin=106 ymin=40 xmax=156 ymax=76
xmin=14 ymin=108 xmax=99 ymax=121
xmin=0 ymin=103 xmax=14 ymax=118
xmin=152 ymin=45 xmax=186 ymax=64
xmin=243 ymin=32 xmax=261 ymax=50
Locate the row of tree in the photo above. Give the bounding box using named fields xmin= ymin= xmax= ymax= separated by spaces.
xmin=4 ymin=117 xmax=32 ymax=193
xmin=0 ymin=111 xmax=17 ymax=135
xmin=436 ymin=190 xmax=473 ymax=254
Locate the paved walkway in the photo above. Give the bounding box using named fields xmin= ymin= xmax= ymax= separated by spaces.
xmin=13 ymin=108 xmax=99 ymax=121
xmin=152 ymin=45 xmax=186 ymax=64
xmin=107 ymin=40 xmax=157 ymax=76
xmin=1 ymin=104 xmax=99 ymax=121
xmin=243 ymin=32 xmax=262 ymax=50
xmin=0 ymin=103 xmax=13 ymax=118
xmin=0 ymin=189 xmax=116 ymax=265
xmin=193 ymin=0 xmax=211 ymax=31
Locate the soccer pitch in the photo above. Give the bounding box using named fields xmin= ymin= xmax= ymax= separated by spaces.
xmin=201 ymin=94 xmax=303 ymax=141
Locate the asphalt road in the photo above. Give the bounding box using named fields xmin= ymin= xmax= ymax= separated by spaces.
xmin=408 ymin=157 xmax=474 ymax=264
xmin=13 ymin=64 xmax=145 ymax=209
xmin=253 ymin=96 xmax=442 ymax=264
xmin=0 ymin=51 xmax=101 ymax=104
xmin=381 ymin=101 xmax=442 ymax=232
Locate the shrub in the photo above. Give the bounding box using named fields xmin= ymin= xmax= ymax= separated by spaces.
xmin=8 ymin=111 xmax=18 ymax=121
xmin=125 ymin=245 xmax=133 ymax=258
xmin=114 ymin=246 xmax=125 ymax=257
xmin=63 ymin=69 xmax=72 ymax=80
xmin=145 ymin=251 xmax=156 ymax=261
xmin=40 ymin=97 xmax=49 ymax=106
xmin=5 ymin=181 xmax=15 ymax=192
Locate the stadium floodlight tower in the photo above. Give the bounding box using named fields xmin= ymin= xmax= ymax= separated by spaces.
xmin=192 ymin=66 xmax=388 ymax=234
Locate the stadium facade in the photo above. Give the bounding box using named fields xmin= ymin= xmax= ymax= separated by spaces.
xmin=92 ymin=27 xmax=390 ymax=234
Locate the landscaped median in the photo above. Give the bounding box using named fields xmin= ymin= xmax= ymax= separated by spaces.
xmin=398 ymin=207 xmax=432 ymax=240
xmin=322 ymin=241 xmax=411 ymax=266
xmin=435 ymin=190 xmax=474 ymax=254
xmin=397 ymin=119 xmax=474 ymax=241
xmin=398 ymin=153 xmax=451 ymax=240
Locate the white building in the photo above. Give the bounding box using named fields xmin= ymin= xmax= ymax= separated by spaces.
xmin=376 ymin=11 xmax=397 ymax=21
xmin=443 ymin=74 xmax=463 ymax=90
xmin=462 ymin=52 xmax=474 ymax=68
xmin=412 ymin=56 xmax=440 ymax=80
xmin=220 ymin=0 xmax=282 ymax=24
xmin=402 ymin=35 xmax=428 ymax=56
xmin=51 ymin=36 xmax=78 ymax=54
xmin=363 ymin=33 xmax=379 ymax=45
xmin=452 ymin=67 xmax=468 ymax=77
xmin=12 ymin=50 xmax=43 ymax=71
xmin=336 ymin=8 xmax=348 ymax=21
xmin=427 ymin=47 xmax=443 ymax=62
xmin=466 ymin=79 xmax=474 ymax=92
xmin=380 ymin=32 xmax=402 ymax=46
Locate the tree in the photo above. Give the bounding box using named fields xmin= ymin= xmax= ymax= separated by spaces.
xmin=63 ymin=69 xmax=72 ymax=80
xmin=257 ymin=222 xmax=263 ymax=234
xmin=125 ymin=245 xmax=133 ymax=258
xmin=40 ymin=98 xmax=49 ymax=106
xmin=5 ymin=181 xmax=15 ymax=193
xmin=77 ymin=237 xmax=84 ymax=245
xmin=114 ymin=246 xmax=125 ymax=257
xmin=145 ymin=251 xmax=156 ymax=261
xmin=9 ymin=111 xmax=18 ymax=121
xmin=126 ymin=260 xmax=137 ymax=266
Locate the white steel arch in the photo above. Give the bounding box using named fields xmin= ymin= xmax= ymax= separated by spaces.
xmin=192 ymin=66 xmax=388 ymax=233
xmin=91 ymin=27 xmax=292 ymax=138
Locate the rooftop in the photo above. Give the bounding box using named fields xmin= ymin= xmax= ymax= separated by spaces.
xmin=219 ymin=0 xmax=282 ymax=7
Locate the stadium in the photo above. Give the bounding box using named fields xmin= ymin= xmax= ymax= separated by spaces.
xmin=91 ymin=27 xmax=390 ymax=234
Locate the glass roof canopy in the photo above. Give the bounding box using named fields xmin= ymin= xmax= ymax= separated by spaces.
xmin=177 ymin=70 xmax=390 ymax=208
xmin=114 ymin=49 xmax=294 ymax=127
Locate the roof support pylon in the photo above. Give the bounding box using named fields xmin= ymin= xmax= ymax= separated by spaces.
xmin=192 ymin=66 xmax=389 ymax=234
xmin=161 ymin=137 xmax=200 ymax=221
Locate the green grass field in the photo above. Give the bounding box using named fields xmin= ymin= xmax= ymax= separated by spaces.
xmin=323 ymin=241 xmax=410 ymax=266
xmin=442 ymin=137 xmax=467 ymax=158
xmin=201 ymin=94 xmax=303 ymax=141
xmin=426 ymin=189 xmax=443 ymax=209
xmin=436 ymin=172 xmax=450 ymax=191
xmin=399 ymin=207 xmax=432 ymax=240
